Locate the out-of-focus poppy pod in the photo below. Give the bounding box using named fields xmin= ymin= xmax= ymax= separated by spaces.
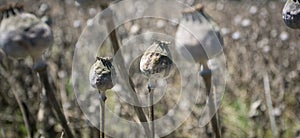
xmin=282 ymin=0 xmax=300 ymax=29
xmin=175 ymin=3 xmax=223 ymax=65
xmin=0 ymin=3 xmax=53 ymax=60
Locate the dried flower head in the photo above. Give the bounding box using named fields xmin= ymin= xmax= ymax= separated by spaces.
xmin=282 ymin=0 xmax=300 ymax=29
xmin=0 ymin=3 xmax=53 ymax=60
xmin=176 ymin=3 xmax=223 ymax=65
xmin=89 ymin=57 xmax=115 ymax=92
xmin=140 ymin=40 xmax=173 ymax=79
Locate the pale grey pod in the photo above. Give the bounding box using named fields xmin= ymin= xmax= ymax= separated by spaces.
xmin=282 ymin=0 xmax=300 ymax=29
xmin=0 ymin=5 xmax=53 ymax=60
xmin=175 ymin=4 xmax=223 ymax=65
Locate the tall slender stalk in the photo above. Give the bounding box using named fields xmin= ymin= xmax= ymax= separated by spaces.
xmin=98 ymin=92 xmax=106 ymax=138
xmin=0 ymin=66 xmax=33 ymax=138
xmin=11 ymin=86 xmax=32 ymax=137
xmin=1 ymin=128 xmax=6 ymax=138
xmin=35 ymin=65 xmax=74 ymax=138
xmin=148 ymin=84 xmax=155 ymax=138
xmin=263 ymin=72 xmax=278 ymax=138
xmin=201 ymin=66 xmax=221 ymax=138
xmin=102 ymin=6 xmax=151 ymax=137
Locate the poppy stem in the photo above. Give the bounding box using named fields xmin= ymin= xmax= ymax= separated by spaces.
xmin=98 ymin=91 xmax=106 ymax=138
xmin=200 ymin=65 xmax=221 ymax=138
xmin=148 ymin=83 xmax=155 ymax=138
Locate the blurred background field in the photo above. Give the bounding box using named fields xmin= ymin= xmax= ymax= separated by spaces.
xmin=1 ymin=0 xmax=300 ymax=137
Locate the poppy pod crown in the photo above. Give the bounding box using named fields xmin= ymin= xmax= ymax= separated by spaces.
xmin=0 ymin=3 xmax=24 ymax=21
xmin=182 ymin=3 xmax=204 ymax=14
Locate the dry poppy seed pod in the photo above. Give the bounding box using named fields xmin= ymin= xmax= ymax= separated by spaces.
xmin=140 ymin=40 xmax=173 ymax=80
xmin=175 ymin=3 xmax=223 ymax=65
xmin=89 ymin=57 xmax=115 ymax=92
xmin=282 ymin=0 xmax=300 ymax=29
xmin=0 ymin=3 xmax=53 ymax=60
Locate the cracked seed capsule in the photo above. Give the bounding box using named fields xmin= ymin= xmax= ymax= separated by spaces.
xmin=140 ymin=40 xmax=173 ymax=79
xmin=89 ymin=57 xmax=115 ymax=92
